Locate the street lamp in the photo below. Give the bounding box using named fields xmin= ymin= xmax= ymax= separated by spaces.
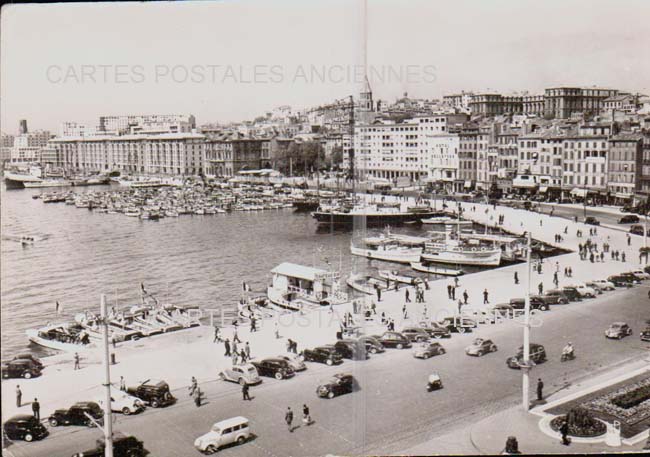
xmin=522 ymin=231 xmax=532 ymax=411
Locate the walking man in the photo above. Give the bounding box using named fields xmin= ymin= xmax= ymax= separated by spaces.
xmin=463 ymin=290 xmax=469 ymax=305
xmin=32 ymin=398 xmax=40 ymax=421
xmin=537 ymin=378 xmax=544 ymax=401
xmin=538 ymin=282 xmax=543 ymax=295
xmin=250 ymin=317 xmax=257 ymax=333
xmin=242 ymin=383 xmax=251 ymax=401
xmin=405 ymin=289 xmax=411 ymax=303
xmin=16 ymin=385 xmax=22 ymax=407
xmin=514 ymin=271 xmax=519 ymax=284
xmin=483 ymin=288 xmax=489 ymax=304
xmin=194 ymin=387 xmax=202 ymax=407
xmin=213 ymin=326 xmax=221 ymax=342
xmin=245 ymin=341 xmax=251 ymax=360
xmin=233 ymin=329 xmax=241 ymax=344
xmin=120 ymin=376 xmax=126 ymax=391
xmin=376 ymin=286 xmax=382 ymax=302
xmin=302 ymin=404 xmax=312 ymax=425
xmin=560 ymin=419 xmax=570 ymax=446
xmin=224 ymin=338 xmax=231 ymax=357
xmin=73 ymin=352 xmax=80 ymax=370
xmin=402 ymin=304 xmax=408 ymax=319
xmin=189 ymin=377 xmax=198 ymax=396
xmin=285 ymin=407 xmax=294 ymax=432
xmin=447 ymin=284 xmax=453 ymax=299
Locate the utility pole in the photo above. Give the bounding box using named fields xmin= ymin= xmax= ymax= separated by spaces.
xmin=522 ymin=231 xmax=532 ymax=411
xmin=100 ymin=295 xmax=114 ymax=457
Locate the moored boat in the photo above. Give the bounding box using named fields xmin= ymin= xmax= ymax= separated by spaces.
xmin=350 ymin=241 xmax=423 ymax=264
xmin=410 ymin=262 xmax=464 ymax=276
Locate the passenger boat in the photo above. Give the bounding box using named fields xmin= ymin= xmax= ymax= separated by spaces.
xmin=409 ymin=262 xmax=464 ymax=276
xmin=267 ymin=262 xmax=349 ymax=312
xmin=4 ymin=166 xmax=45 ymax=189
xmin=421 ymin=217 xmax=473 ymax=229
xmin=23 ymin=179 xmax=72 ymax=188
xmin=26 ymin=322 xmax=94 ymax=352
xmin=346 ymin=273 xmax=389 ymax=295
xmin=312 ymin=203 xmax=443 ymax=227
xmin=377 ymin=269 xmax=423 ymax=286
xmin=350 ymin=240 xmax=423 ymax=264
xmin=421 ymin=231 xmax=502 ymax=267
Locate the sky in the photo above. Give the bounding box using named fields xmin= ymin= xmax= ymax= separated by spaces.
xmin=1 ymin=0 xmax=649 ymax=134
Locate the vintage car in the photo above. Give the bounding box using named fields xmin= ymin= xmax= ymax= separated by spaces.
xmin=12 ymin=354 xmax=43 ymax=370
xmin=250 ymin=358 xmax=295 ymax=380
xmin=277 ymin=354 xmax=307 ymax=371
xmin=465 ymin=338 xmax=498 ymax=357
xmin=219 ymin=363 xmax=262 ymax=385
xmin=302 ymin=346 xmax=343 ymax=366
xmin=3 ymin=415 xmax=48 ymax=442
xmin=375 ymin=331 xmax=412 ymax=349
xmin=560 ymin=286 xmax=583 ymax=301
xmin=400 ymin=327 xmax=431 ymax=343
xmin=567 ymin=283 xmax=597 ymax=298
xmin=194 ymin=417 xmax=251 ymax=454
xmin=417 ymin=321 xmax=452 ymax=338
xmin=95 ymin=390 xmax=145 ymax=415
xmin=510 ymin=297 xmax=552 ymax=311
xmin=542 ymin=289 xmax=572 ymax=303
xmin=48 ymin=402 xmax=103 ymax=427
xmin=641 ymin=328 xmax=650 ymax=342
xmin=608 ymin=274 xmax=637 ymax=287
xmin=413 ymin=342 xmax=446 ymax=359
xmin=332 ymin=340 xmax=370 ymax=360
xmin=506 ymin=344 xmax=547 ymax=369
xmin=72 ymin=433 xmax=145 ymax=457
xmin=618 ymin=215 xmax=640 ymax=224
xmin=584 ymin=216 xmax=600 ymax=226
xmin=316 ymin=373 xmax=355 ymax=399
xmin=438 ymin=317 xmax=476 ymax=333
xmin=605 ymin=322 xmax=633 ymax=339
xmin=126 ymin=379 xmax=176 ymax=408
xmin=586 ymin=280 xmax=615 ymax=292
xmin=1 ymin=359 xmax=42 ymax=379
xmin=356 ymin=335 xmax=386 ymax=354
xmin=628 ymin=269 xmax=650 ymax=280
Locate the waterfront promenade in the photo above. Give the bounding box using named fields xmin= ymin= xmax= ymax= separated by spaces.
xmin=3 ymin=197 xmax=649 ymax=455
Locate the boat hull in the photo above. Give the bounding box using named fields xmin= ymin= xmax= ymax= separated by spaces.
xmin=421 ymin=250 xmax=501 ymax=266
xmin=350 ymin=246 xmax=422 ymax=264
xmin=26 ymin=329 xmax=92 ymax=352
xmin=312 ymin=211 xmax=444 ymax=227
xmin=410 ymin=262 xmax=463 ymax=276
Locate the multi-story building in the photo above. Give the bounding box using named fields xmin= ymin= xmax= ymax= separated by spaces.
xmin=639 ymin=132 xmax=650 ymax=197
xmin=607 ymin=133 xmax=643 ymax=202
xmin=544 ymin=87 xmax=619 ymax=119
xmin=458 ymin=130 xmax=478 ymax=189
xmin=13 ymin=130 xmax=52 ymax=148
xmin=97 ymin=114 xmax=196 ymax=135
xmin=468 ymin=94 xmax=523 ymax=116
xmin=522 ymin=95 xmax=545 ymax=116
xmin=61 ymin=122 xmax=100 ymax=138
xmin=602 ymin=94 xmax=642 ymax=113
xmin=205 ymin=137 xmax=265 ymax=177
xmin=50 ymin=133 xmax=206 ymax=175
xmin=443 ymin=92 xmax=474 ymax=111
xmin=427 ymin=134 xmax=460 ymax=192
xmin=1 ymin=133 xmax=15 ymax=148
xmin=561 ymin=135 xmax=608 ymax=196
xmin=475 ymin=128 xmax=491 ymax=190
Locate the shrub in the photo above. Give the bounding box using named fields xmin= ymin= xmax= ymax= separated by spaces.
xmin=611 ymin=384 xmax=650 ymax=409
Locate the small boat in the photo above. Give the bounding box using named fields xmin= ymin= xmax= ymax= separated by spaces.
xmin=377 ymin=269 xmax=423 ymax=286
xmin=350 ymin=241 xmax=423 ymax=264
xmin=410 ymin=262 xmax=463 ymax=276
xmin=346 ymin=273 xmax=389 ymax=295
xmin=26 ymin=322 xmax=94 ymax=352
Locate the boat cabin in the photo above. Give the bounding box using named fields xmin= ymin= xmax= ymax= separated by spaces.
xmin=270 ymin=262 xmax=341 ymax=303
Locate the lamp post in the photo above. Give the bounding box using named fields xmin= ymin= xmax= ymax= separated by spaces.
xmin=522 ymin=231 xmax=532 ymax=411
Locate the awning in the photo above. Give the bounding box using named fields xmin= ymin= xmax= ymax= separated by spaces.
xmin=614 ymin=192 xmax=632 ymax=199
xmin=538 ymin=186 xmax=548 ymax=193
xmin=464 ymin=181 xmax=472 ymax=188
xmin=570 ymin=188 xmax=587 ymax=197
xmin=270 ymin=262 xmax=327 ymax=281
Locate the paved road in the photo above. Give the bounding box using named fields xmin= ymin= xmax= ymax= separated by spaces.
xmin=6 ymin=283 xmax=649 ymax=457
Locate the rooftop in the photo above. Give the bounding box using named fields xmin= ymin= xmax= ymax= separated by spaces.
xmin=271 ymin=262 xmax=328 ymax=281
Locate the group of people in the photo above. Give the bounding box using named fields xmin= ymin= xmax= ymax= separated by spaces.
xmin=285 ymin=405 xmax=313 ymax=432
xmin=222 ymin=332 xmax=253 ymax=365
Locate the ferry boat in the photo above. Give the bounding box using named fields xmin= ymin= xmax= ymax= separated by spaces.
xmin=267 ymin=262 xmax=349 ymax=312
xmin=377 ymin=269 xmax=423 ymax=286
xmin=421 ymin=231 xmax=502 ymax=267
xmin=23 ymin=179 xmax=72 ymax=188
xmin=346 ymin=273 xmax=389 ymax=295
xmin=3 ymin=166 xmax=44 ymax=189
xmin=312 ymin=203 xmax=442 ymax=227
xmin=350 ymin=240 xmax=423 ymax=264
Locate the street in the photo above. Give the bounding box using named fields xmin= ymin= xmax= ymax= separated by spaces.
xmin=6 ymin=285 xmax=649 ymax=457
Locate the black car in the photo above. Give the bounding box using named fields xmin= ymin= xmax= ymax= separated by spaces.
xmin=333 ymin=340 xmax=369 ymax=360
xmin=3 ymin=415 xmax=48 ymax=442
xmin=534 ymin=293 xmax=569 ymax=305
xmin=608 ymin=274 xmax=636 ymax=287
xmin=316 ymin=373 xmax=355 ymax=399
xmin=376 ymin=331 xmax=412 ymax=349
xmin=561 ymin=287 xmax=583 ymax=301
xmin=506 ymin=343 xmax=547 ymax=369
xmin=72 ymin=433 xmax=145 ymax=457
xmin=250 ymin=358 xmax=295 ymax=380
xmin=1 ymin=359 xmax=42 ymax=379
xmin=584 ymin=216 xmax=600 ymax=226
xmin=619 ymin=272 xmax=642 ymax=283
xmin=400 ymin=327 xmax=431 ymax=343
xmin=12 ymin=354 xmax=43 ymax=370
xmin=126 ymin=379 xmax=176 ymax=408
xmin=641 ymin=328 xmax=650 ymax=342
xmin=619 ymin=215 xmax=640 ymax=224
xmin=356 ymin=335 xmax=386 ymax=354
xmin=417 ymin=321 xmax=452 ymax=338
xmin=438 ymin=317 xmax=475 ymax=333
xmin=48 ymin=402 xmax=103 ymax=427
xmin=629 ymin=225 xmax=647 ymax=236
xmin=303 ymin=346 xmax=343 ymax=366
xmin=509 ymin=297 xmax=551 ymax=311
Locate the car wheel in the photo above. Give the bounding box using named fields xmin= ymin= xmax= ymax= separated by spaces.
xmin=326 ymin=358 xmax=333 ymax=366
xmin=477 ymin=350 xmax=484 ymax=357
xmin=49 ymin=418 xmax=59 ymax=427
xmin=122 ymin=407 xmax=131 ymax=415
xmin=370 ymin=347 xmax=378 ymax=354
xmin=540 ymin=305 xmax=548 ymax=311
xmin=238 ymin=378 xmax=246 ymax=386
xmin=151 ymin=400 xmax=160 ymax=408
xmin=206 ymin=445 xmax=218 ymax=454
xmin=237 ymin=436 xmax=246 ymax=445
xmin=87 ymin=419 xmax=96 ymax=428
xmin=434 ymin=333 xmax=442 ymax=339
xmin=458 ymin=327 xmax=466 ymax=334
xmin=218 ymin=372 xmax=225 ymax=380
xmin=491 ymin=345 xmax=497 ymax=352
xmin=327 ymin=391 xmax=335 ymax=399
xmin=439 ymin=349 xmax=446 ymax=355
xmin=396 ymin=343 xmax=404 ymax=349
xmin=23 ymin=371 xmax=32 ymax=379
xmin=24 ymin=433 xmax=33 ymax=442
xmin=275 ymin=372 xmax=284 ymax=380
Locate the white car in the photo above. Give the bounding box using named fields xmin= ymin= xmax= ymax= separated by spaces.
xmin=95 ymin=391 xmax=145 ymax=415
xmin=195 ymin=416 xmax=251 ymax=453
xmin=569 ymin=283 xmax=597 ymax=298
xmin=629 ymin=270 xmax=650 ymax=280
xmin=218 ymin=363 xmax=261 ymax=385
xmin=586 ymin=280 xmax=615 ymax=292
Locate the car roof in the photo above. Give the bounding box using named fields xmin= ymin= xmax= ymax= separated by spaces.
xmin=213 ymin=416 xmax=249 ymax=428
xmin=333 ymin=372 xmax=352 ymax=379
xmin=259 ymin=357 xmax=284 ymax=363
xmin=7 ymin=414 xmax=37 ymax=422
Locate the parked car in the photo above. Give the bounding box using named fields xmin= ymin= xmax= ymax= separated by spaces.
xmin=332 ymin=340 xmax=369 ymax=360
xmin=400 ymin=327 xmax=431 ymax=343
xmin=586 ymin=280 xmax=615 ymax=292
xmin=641 ymin=328 xmax=650 ymax=342
xmin=12 ymin=354 xmax=43 ymax=370
xmin=277 ymin=354 xmax=307 ymax=371
xmin=250 ymin=358 xmax=295 ymax=380
xmin=488 ymin=303 xmax=518 ymax=318
xmin=48 ymin=402 xmax=103 ymax=427
xmin=376 ymin=331 xmax=412 ymax=349
xmin=194 ymin=417 xmax=251 ymax=454
xmin=559 ymin=287 xmax=582 ymax=301
xmin=356 ymin=335 xmax=386 ymax=354
xmin=1 ymin=359 xmax=42 ymax=379
xmin=629 ymin=225 xmax=647 ymax=236
xmin=605 ymin=322 xmax=633 ymax=339
xmin=3 ymin=415 xmax=48 ymax=442
xmin=628 ymin=269 xmax=650 ymax=280
xmin=95 ymin=391 xmax=145 ymax=415
xmin=465 ymin=338 xmax=498 ymax=357
xmin=302 ymin=346 xmax=343 ymax=366
xmin=618 ymin=215 xmax=640 ymax=224
xmin=543 ymin=289 xmax=571 ymax=304
xmin=316 ymin=373 xmax=355 ymax=399
xmin=438 ymin=316 xmax=476 ymax=333
xmin=608 ymin=274 xmax=636 ymax=287
xmin=584 ymin=216 xmax=600 ymax=225
xmin=72 ymin=433 xmax=145 ymax=457
xmin=219 ymin=364 xmax=262 ymax=385
xmin=510 ymin=297 xmax=551 ymax=311
xmin=126 ymin=379 xmax=176 ymax=408
xmin=568 ymin=283 xmax=597 ymax=298
xmin=413 ymin=342 xmax=446 ymax=359
xmin=417 ymin=321 xmax=452 ymax=338
xmin=506 ymin=344 xmax=547 ymax=369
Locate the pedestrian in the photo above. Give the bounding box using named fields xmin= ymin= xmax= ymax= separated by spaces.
xmin=232 ymin=340 xmax=239 ymax=356
xmin=371 ymin=301 xmax=377 ymax=315
xmin=483 ymin=288 xmax=489 ymax=304
xmin=537 ymin=378 xmax=544 ymax=401
xmin=538 ymin=282 xmax=543 ymax=295
xmin=622 ymin=252 xmax=626 ymax=262
xmin=376 ymin=286 xmax=382 ymax=302
xmin=242 ymin=383 xmax=251 ymax=401
xmin=553 ymin=272 xmax=559 ymax=286
xmin=189 ymin=376 xmax=197 ymax=396
xmin=447 ymin=284 xmax=453 ymax=299
xmin=457 ymin=299 xmax=463 ymax=314
xmin=560 ymin=419 xmax=570 ymax=446
xmin=568 ymin=267 xmax=572 ymax=277
xmin=423 ymin=278 xmax=429 ymax=290
xmin=233 ymin=328 xmax=241 ymax=343
xmin=285 ymin=407 xmax=294 ymax=432
xmin=240 ymin=348 xmax=247 ymax=363
xmin=224 ymin=338 xmax=231 ymax=357
xmin=245 ymin=341 xmax=251 ymax=359
xmin=112 ymin=337 xmax=116 ymax=349
xmin=463 ymin=290 xmax=469 ymax=305
xmin=194 ymin=387 xmax=202 ymax=407
xmin=514 ymin=271 xmax=519 ymax=284
xmin=451 ymin=285 xmax=456 ymax=300
xmin=73 ymin=352 xmax=80 ymax=370
xmin=302 ymin=404 xmax=312 ymax=425
xmin=232 ymin=351 xmax=239 ymax=365
xmin=16 ymin=385 xmax=22 ymax=408
xmin=120 ymin=376 xmax=126 ymax=391
xmin=213 ymin=326 xmax=221 ymax=342
xmin=31 ymin=398 xmax=41 ymax=421
xmin=405 ymin=289 xmax=411 ymax=303
xmin=250 ymin=317 xmax=257 ymax=332
xmin=402 ymin=304 xmax=408 ymax=319
xmin=454 ymin=277 xmax=459 ymax=288
xmin=627 ymin=234 xmax=631 ymax=246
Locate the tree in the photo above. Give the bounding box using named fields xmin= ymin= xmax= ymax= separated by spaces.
xmin=328 ymin=145 xmax=344 ymax=170
xmin=278 ymin=141 xmax=325 ymax=176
